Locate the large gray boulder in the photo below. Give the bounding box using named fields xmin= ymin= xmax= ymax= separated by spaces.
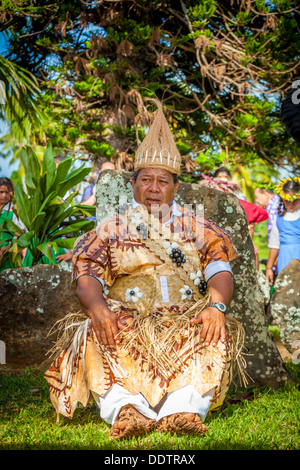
xmin=0 ymin=262 xmax=81 ymax=368
xmin=271 ymin=259 xmax=300 ymax=354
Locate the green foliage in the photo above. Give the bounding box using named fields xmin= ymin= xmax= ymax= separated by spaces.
xmin=0 ymin=54 xmax=44 ymax=144
xmin=0 ymin=144 xmax=95 ymax=268
xmin=0 ymin=0 xmax=299 ymax=176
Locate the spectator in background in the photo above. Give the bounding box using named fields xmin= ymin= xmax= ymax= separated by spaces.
xmin=81 ymin=161 xmax=116 ymax=207
xmin=266 ymin=177 xmax=300 ymax=285
xmin=214 ymin=167 xmax=231 ymax=180
xmin=204 ymin=167 xmax=268 ymax=268
xmin=254 ymin=185 xmax=280 ymax=241
xmin=237 ymin=198 xmax=268 ymax=269
xmin=214 ymin=167 xmax=248 ymax=201
xmin=0 ymin=177 xmax=26 ymax=272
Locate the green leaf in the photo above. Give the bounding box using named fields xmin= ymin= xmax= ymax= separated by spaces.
xmin=31 ymin=211 xmax=46 ymax=233
xmin=42 ymin=143 xmax=56 ymax=192
xmin=54 ymin=237 xmax=77 ymax=249
xmin=50 ymin=220 xmax=93 ymax=238
xmin=53 ymin=156 xmax=73 ymax=186
xmin=31 ymin=191 xmax=41 ymax=220
xmin=16 ymin=231 xmax=35 ymax=247
xmin=56 ymin=165 xmax=91 ymax=198
xmin=20 ymin=147 xmax=40 ymax=190
xmin=0 ymin=217 xmax=25 ymax=236
xmin=38 ymin=191 xmax=59 ymax=213
xmin=37 ymin=242 xmax=55 ymax=264
xmin=76 ymin=204 xmax=96 ymax=216
xmin=14 ymin=185 xmax=32 ymax=229
xmin=0 ymin=237 xmax=11 ymax=248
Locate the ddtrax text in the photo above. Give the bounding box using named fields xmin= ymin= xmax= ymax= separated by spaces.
xmin=104 ymin=454 xmax=196 ymax=466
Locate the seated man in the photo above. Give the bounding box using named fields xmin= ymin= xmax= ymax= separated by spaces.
xmin=45 ymin=100 xmax=246 ymax=440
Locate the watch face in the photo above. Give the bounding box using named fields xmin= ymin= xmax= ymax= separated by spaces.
xmin=211 ymin=302 xmax=226 ymax=312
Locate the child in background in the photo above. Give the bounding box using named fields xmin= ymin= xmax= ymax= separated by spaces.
xmin=266 ymin=177 xmax=300 ymax=285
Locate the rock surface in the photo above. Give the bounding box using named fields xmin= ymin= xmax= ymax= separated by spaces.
xmin=0 ymin=262 xmax=80 ymax=368
xmin=271 ymin=259 xmax=300 ymax=354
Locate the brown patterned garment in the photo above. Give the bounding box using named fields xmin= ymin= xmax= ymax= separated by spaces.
xmin=44 ymin=204 xmax=241 ymax=422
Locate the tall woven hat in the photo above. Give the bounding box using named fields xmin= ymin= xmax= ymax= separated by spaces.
xmin=134 ymin=98 xmax=181 ymax=175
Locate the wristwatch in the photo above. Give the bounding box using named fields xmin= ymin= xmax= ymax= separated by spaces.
xmin=209 ymin=302 xmax=227 ymax=314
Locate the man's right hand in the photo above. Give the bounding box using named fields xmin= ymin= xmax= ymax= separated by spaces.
xmin=76 ymin=275 xmax=125 ymax=347
xmin=90 ymin=306 xmax=126 ymax=347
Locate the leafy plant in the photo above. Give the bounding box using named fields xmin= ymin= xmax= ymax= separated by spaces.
xmin=0 ymin=53 xmax=44 ymax=144
xmin=0 ymin=144 xmax=95 ymax=269
xmin=1 ymin=0 xmax=299 ymax=176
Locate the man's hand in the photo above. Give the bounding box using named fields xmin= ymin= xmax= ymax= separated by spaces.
xmin=190 ymin=306 xmax=226 ymax=346
xmin=77 ymin=275 xmax=126 ymax=347
xmin=189 ymin=271 xmax=233 ymax=347
xmin=90 ymin=305 xmax=126 ymax=347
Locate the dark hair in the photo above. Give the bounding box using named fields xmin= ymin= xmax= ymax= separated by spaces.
xmin=214 ymin=167 xmax=231 ymax=178
xmin=282 ymin=180 xmax=300 ymax=194
xmin=133 ymin=169 xmax=178 ymax=184
xmin=0 ymin=177 xmax=14 ymax=192
xmin=278 ymin=180 xmax=300 ymax=216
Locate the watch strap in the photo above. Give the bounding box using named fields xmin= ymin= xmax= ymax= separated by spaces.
xmin=209 ymin=302 xmax=227 ymax=314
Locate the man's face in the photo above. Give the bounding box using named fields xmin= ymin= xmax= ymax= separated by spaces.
xmin=132 ymin=168 xmax=179 ymax=217
xmin=0 ymin=185 xmax=12 ymax=208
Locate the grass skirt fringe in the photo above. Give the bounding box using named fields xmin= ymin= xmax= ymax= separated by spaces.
xmin=46 ymin=300 xmax=249 ymax=390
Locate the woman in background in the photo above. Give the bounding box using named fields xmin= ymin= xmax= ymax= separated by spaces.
xmin=266 ymin=177 xmax=300 ymax=285
xmin=0 ymin=177 xmax=26 ymax=272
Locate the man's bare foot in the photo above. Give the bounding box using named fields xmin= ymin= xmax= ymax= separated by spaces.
xmin=156 ymin=412 xmax=208 ymax=436
xmin=109 ymin=404 xmax=156 ymax=441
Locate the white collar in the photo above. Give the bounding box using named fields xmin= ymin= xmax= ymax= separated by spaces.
xmin=131 ymin=197 xmax=182 ymax=226
xmin=1 ymin=203 xmax=11 ymax=213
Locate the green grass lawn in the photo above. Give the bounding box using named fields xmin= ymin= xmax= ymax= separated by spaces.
xmin=0 ymin=363 xmax=299 ymax=450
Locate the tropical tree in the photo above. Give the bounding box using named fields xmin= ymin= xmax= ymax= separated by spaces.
xmin=0 ymin=0 xmax=299 ymax=176
xmin=0 ymin=144 xmax=95 ymax=269
xmin=0 ymin=52 xmax=44 ymax=143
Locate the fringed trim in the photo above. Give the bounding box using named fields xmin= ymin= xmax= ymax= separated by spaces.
xmin=46 ymin=312 xmax=90 ymax=385
xmin=46 ymin=311 xmax=129 ymax=383
xmin=46 ymin=311 xmax=88 ymax=359
xmin=46 ymin=309 xmax=250 ymax=390
xmin=225 ymin=316 xmax=251 ymax=388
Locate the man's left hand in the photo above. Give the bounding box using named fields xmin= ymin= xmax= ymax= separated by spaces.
xmin=190 ymin=306 xmax=226 ymax=347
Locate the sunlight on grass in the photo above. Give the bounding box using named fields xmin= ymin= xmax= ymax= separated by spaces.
xmin=0 ymin=363 xmax=299 ymax=450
